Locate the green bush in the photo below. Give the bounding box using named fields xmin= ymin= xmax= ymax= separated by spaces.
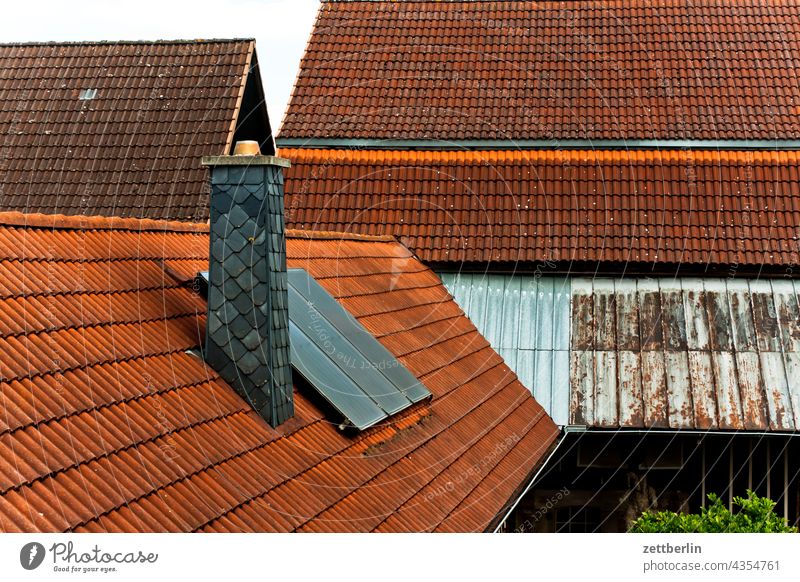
xmin=630 ymin=491 xmax=798 ymax=533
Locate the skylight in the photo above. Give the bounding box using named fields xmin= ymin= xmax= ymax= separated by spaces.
xmin=287 ymin=268 xmax=430 ymax=430
xmin=78 ymin=88 xmax=97 ymax=100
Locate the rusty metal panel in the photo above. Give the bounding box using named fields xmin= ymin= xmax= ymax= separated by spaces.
xmin=618 ymin=351 xmax=644 ymax=426
xmin=572 ymin=278 xmax=595 ymax=350
xmin=660 ymin=279 xmax=688 ymax=350
xmin=593 ymin=279 xmax=617 ymax=351
xmin=683 ymin=277 xmax=710 ymax=350
xmin=445 ymin=273 xmax=800 ymax=433
xmin=728 ymin=279 xmax=758 ymax=352
xmin=688 ymin=351 xmax=718 ymax=429
xmin=712 ymin=352 xmax=744 ymax=430
xmin=736 ymin=352 xmax=769 ymax=430
xmin=638 ymin=279 xmax=664 ymax=350
xmin=615 ymin=280 xmax=640 ymax=350
xmin=782 ymin=353 xmax=800 ymax=428
xmin=772 ymin=280 xmax=800 ymax=352
xmin=760 ymin=352 xmax=794 ymax=430
xmin=665 ymin=352 xmax=694 ymax=429
xmin=570 ymin=351 xmax=595 ymax=426
xmin=751 ymin=281 xmax=782 ymax=352
xmin=641 ymin=351 xmax=670 ymax=428
xmin=594 ymin=351 xmax=619 ymax=427
xmin=704 ymin=279 xmax=733 ymax=351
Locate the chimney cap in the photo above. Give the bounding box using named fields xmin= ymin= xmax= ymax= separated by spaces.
xmin=201 ymin=154 xmax=290 ymax=168
xmin=232 ymin=140 xmax=261 ymax=156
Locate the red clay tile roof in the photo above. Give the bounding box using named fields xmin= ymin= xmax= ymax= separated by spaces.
xmin=0 ymin=211 xmax=556 ymax=532
xmin=282 ymin=148 xmax=800 ymax=267
xmin=0 ymin=40 xmax=260 ymax=221
xmin=280 ymin=0 xmax=800 ymax=142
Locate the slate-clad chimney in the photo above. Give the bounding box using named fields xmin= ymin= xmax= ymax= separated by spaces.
xmin=201 ymin=144 xmax=293 ymax=427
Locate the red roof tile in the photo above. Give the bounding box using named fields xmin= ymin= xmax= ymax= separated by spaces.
xmin=0 ymin=40 xmax=261 ymax=221
xmin=281 ymin=0 xmax=800 ymax=141
xmin=0 ymin=211 xmax=556 ymax=532
xmin=282 ymin=147 xmax=800 ymax=267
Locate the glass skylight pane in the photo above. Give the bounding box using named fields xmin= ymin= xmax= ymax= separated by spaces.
xmin=288 ymin=268 xmax=431 ymax=403
xmin=287 ymin=268 xmax=430 ymax=429
xmin=289 ymin=321 xmax=387 ymax=430
xmin=288 ymin=284 xmax=411 ymax=415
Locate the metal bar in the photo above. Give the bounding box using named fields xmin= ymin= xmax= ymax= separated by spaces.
xmin=729 ymin=444 xmax=734 ymax=512
xmin=276 ymin=138 xmax=800 ymax=151
xmin=701 ymin=441 xmax=707 ymax=508
xmin=785 ymin=447 xmax=789 ymax=521
xmin=767 ymin=440 xmax=772 ymax=500
xmin=748 ymin=440 xmax=753 ymax=491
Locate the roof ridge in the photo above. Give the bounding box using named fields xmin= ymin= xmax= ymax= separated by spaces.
xmin=0 ymin=213 xmax=400 ymax=242
xmin=0 ymin=38 xmax=254 ymax=47
xmin=0 ymin=212 xmax=208 ymax=233
xmin=286 ymin=228 xmax=397 ymax=243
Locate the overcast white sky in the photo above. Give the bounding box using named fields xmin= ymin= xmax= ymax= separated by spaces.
xmin=0 ymin=0 xmax=320 ymax=131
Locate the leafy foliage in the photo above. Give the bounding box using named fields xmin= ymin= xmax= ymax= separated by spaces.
xmin=630 ymin=491 xmax=798 ymax=533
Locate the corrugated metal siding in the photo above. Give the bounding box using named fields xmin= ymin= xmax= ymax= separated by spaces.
xmin=440 ymin=273 xmax=570 ymax=425
xmin=442 ymin=273 xmax=800 ymax=432
xmin=570 ymin=277 xmax=800 ymax=430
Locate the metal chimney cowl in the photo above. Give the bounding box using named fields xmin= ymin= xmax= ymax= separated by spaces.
xmin=201 ymin=150 xmax=293 ymax=427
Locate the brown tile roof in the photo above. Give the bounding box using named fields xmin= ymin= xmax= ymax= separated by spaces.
xmin=280 ymin=0 xmax=800 ymax=142
xmin=0 ymin=211 xmax=556 ymax=532
xmin=282 ymin=148 xmax=800 ymax=268
xmin=0 ymin=40 xmax=261 ymax=221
